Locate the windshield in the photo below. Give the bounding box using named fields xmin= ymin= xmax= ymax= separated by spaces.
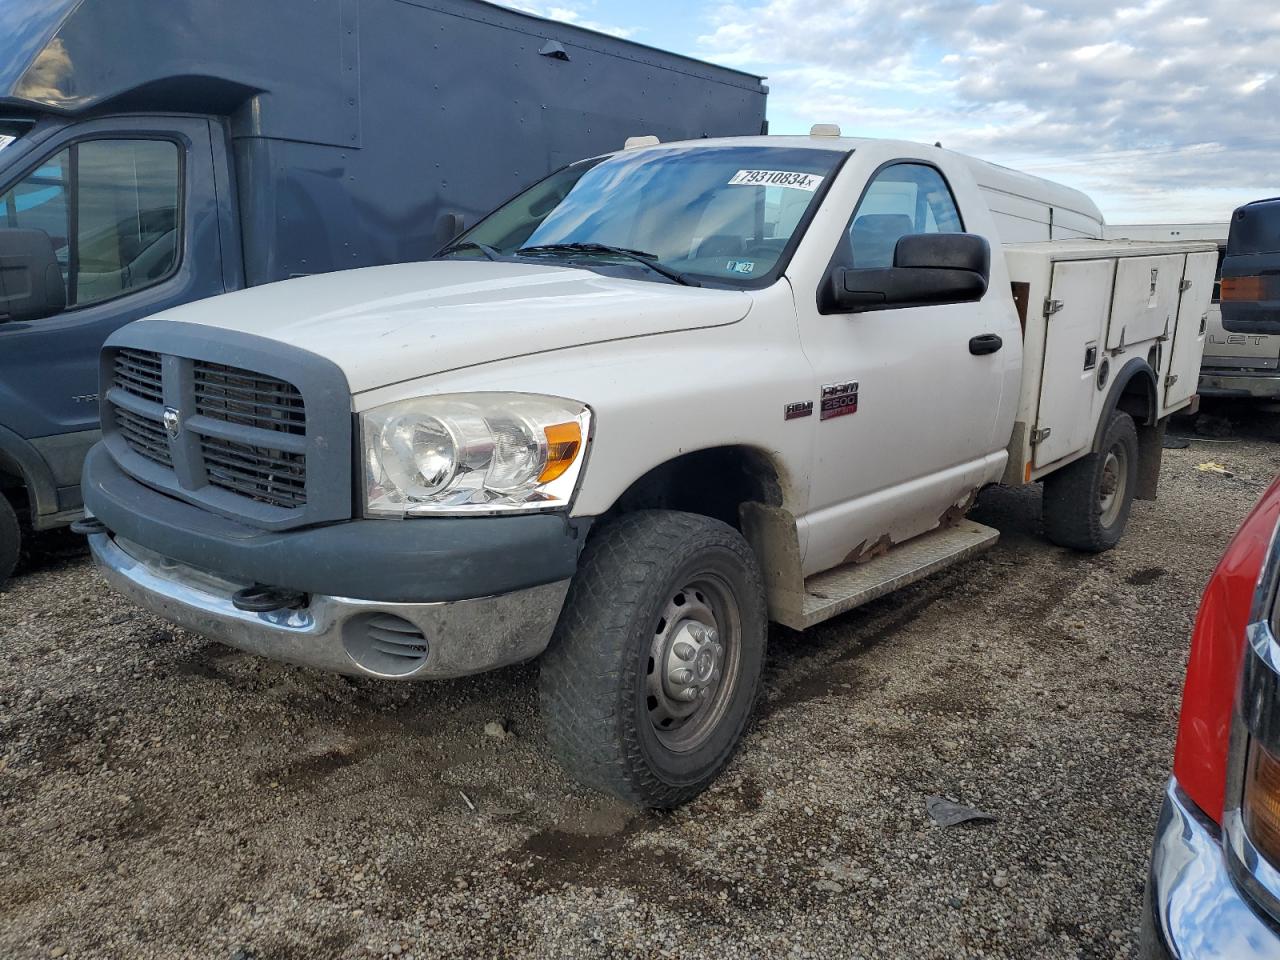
xmin=443 ymin=145 xmax=847 ymax=286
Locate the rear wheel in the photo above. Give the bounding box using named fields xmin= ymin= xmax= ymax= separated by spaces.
xmin=1043 ymin=410 xmax=1139 ymax=552
xmin=0 ymin=493 xmax=20 ymax=586
xmin=539 ymin=511 xmax=767 ymax=808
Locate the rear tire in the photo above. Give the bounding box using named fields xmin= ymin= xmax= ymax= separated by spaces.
xmin=0 ymin=494 xmax=20 ymax=586
xmin=1043 ymin=410 xmax=1139 ymax=552
xmin=539 ymin=510 xmax=767 ymax=808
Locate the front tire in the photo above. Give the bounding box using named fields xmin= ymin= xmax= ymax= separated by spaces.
xmin=0 ymin=494 xmax=20 ymax=586
xmin=1043 ymin=410 xmax=1139 ymax=552
xmin=539 ymin=511 xmax=767 ymax=808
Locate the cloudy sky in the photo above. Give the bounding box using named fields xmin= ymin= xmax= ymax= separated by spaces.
xmin=501 ymin=0 xmax=1280 ymax=224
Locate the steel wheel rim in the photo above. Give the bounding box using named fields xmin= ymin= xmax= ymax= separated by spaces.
xmin=1098 ymin=446 xmax=1128 ymax=527
xmin=645 ymin=574 xmax=741 ymax=753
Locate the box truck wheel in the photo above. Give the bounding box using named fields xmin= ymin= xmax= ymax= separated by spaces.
xmin=539 ymin=510 xmax=767 ymax=808
xmin=1042 ymin=410 xmax=1139 ymax=553
xmin=0 ymin=493 xmax=20 ymax=586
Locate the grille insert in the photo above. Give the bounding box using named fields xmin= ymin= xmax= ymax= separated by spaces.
xmin=114 ymin=348 xmax=164 ymax=404
xmin=115 ymin=407 xmax=172 ymax=466
xmin=202 ymin=434 xmax=307 ymax=508
xmin=194 ymin=361 xmax=306 ymax=435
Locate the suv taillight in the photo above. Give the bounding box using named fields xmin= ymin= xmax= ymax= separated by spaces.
xmin=1172 ymin=478 xmax=1280 ymax=824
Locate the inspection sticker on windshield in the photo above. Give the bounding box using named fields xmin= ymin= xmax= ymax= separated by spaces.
xmin=0 ymin=135 xmax=15 ymax=153
xmin=727 ymin=169 xmax=824 ymax=192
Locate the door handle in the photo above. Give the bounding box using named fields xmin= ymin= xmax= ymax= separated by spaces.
xmin=969 ymin=333 xmax=1003 ymax=355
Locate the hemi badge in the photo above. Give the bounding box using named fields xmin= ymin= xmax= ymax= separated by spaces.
xmin=784 ymin=401 xmax=813 ymax=421
xmin=820 ymin=381 xmax=858 ymax=420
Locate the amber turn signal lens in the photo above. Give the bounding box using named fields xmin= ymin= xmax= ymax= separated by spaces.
xmin=538 ymin=421 xmax=582 ymax=484
xmin=1245 ymin=740 xmax=1280 ymax=866
xmin=1220 ymin=276 xmax=1269 ymax=302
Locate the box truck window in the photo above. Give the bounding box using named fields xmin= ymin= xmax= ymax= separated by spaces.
xmin=0 ymin=139 xmax=180 ymax=310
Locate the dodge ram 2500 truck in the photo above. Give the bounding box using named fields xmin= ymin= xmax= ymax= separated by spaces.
xmin=79 ymin=131 xmax=1216 ymax=807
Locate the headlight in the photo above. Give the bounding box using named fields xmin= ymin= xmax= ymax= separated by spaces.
xmin=362 ymin=393 xmax=591 ymax=516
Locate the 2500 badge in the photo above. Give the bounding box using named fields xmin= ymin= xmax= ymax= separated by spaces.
xmin=820 ymin=381 xmax=858 ymax=420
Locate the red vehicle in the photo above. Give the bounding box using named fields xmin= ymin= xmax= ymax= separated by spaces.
xmin=1143 ymin=475 xmax=1280 ymax=958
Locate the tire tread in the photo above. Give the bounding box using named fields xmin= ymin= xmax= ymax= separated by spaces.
xmin=539 ymin=510 xmax=765 ymax=808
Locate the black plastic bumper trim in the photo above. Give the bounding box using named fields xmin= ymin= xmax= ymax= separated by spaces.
xmin=82 ymin=442 xmax=591 ymax=603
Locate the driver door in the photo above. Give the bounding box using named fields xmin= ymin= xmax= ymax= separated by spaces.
xmin=794 ymin=161 xmax=1013 ymax=575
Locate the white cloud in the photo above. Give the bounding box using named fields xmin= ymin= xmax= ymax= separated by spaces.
xmin=497 ymin=0 xmax=637 ymax=38
xmin=695 ymin=0 xmax=1280 ymax=221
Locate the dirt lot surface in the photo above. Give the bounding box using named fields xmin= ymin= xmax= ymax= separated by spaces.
xmin=2 ymin=402 xmax=1278 ymax=960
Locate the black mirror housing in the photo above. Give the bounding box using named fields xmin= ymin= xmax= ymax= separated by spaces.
xmin=0 ymin=229 xmax=67 ymax=323
xmin=828 ymin=232 xmax=990 ymax=313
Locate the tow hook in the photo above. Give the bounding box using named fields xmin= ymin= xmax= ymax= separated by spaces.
xmin=231 ymin=584 xmax=308 ymax=612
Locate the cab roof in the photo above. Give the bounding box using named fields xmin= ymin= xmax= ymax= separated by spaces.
xmin=617 ymin=135 xmax=1106 ymax=227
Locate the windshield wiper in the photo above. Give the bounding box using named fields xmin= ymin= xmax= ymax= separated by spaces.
xmin=517 ymin=242 xmax=700 ymax=287
xmin=437 ymin=240 xmax=501 ymax=261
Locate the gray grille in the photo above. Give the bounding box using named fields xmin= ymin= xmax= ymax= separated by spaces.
xmin=109 ymin=351 xmax=308 ymax=510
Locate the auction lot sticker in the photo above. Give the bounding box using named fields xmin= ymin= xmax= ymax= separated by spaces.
xmin=0 ymin=135 xmax=14 ymax=152
xmin=728 ymin=169 xmax=824 ymax=192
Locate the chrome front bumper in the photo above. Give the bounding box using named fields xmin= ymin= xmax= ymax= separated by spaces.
xmin=90 ymin=533 xmax=570 ymax=680
xmin=1141 ymin=778 xmax=1280 ymax=960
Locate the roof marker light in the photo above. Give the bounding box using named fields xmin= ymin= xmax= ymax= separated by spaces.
xmin=623 ymin=135 xmax=660 ymax=150
xmin=810 ymin=123 xmax=841 ymax=138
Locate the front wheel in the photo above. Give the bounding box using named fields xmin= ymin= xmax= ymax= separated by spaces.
xmin=1042 ymin=410 xmax=1139 ymax=552
xmin=539 ymin=510 xmax=767 ymax=808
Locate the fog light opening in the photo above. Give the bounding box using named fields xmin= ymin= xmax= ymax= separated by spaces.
xmin=342 ymin=613 xmax=429 ymax=678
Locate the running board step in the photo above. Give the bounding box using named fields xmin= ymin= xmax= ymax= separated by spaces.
xmin=780 ymin=520 xmax=1000 ymax=630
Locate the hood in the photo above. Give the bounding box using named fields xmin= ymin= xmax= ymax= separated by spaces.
xmin=148 ymin=261 xmax=752 ymax=392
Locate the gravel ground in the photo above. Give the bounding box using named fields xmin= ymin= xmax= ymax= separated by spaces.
xmin=2 ymin=401 xmax=1278 ymax=960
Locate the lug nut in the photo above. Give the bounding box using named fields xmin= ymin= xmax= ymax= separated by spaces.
xmin=673 ymin=641 xmax=696 ymax=661
xmin=670 ymin=667 xmax=694 ymax=684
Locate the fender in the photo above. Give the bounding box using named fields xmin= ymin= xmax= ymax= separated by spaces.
xmin=0 ymin=423 xmax=60 ymax=521
xmin=1094 ymin=357 xmax=1162 ymax=501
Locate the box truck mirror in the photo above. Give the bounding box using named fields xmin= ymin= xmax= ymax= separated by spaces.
xmin=831 ymin=233 xmax=990 ymax=312
xmin=0 ymin=228 xmax=66 ymax=323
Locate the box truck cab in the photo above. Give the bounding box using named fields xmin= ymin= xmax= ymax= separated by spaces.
xmin=80 ymin=131 xmax=1215 ymax=807
xmin=0 ymin=0 xmax=767 ymax=582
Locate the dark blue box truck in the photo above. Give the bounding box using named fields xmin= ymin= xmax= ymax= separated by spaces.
xmin=0 ymin=0 xmax=768 ymax=582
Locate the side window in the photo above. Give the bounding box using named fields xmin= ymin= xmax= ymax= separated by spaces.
xmin=844 ymin=163 xmax=963 ymax=269
xmin=0 ymin=139 xmax=181 ymax=311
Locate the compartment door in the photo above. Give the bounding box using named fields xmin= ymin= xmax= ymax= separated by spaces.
xmin=1165 ymin=251 xmax=1218 ymax=408
xmin=1034 ymin=258 xmax=1115 ymax=468
xmin=1107 ymin=254 xmax=1184 ymax=349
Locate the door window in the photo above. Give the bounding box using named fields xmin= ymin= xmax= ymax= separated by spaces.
xmin=1 ymin=139 xmax=181 ymax=310
xmin=842 ymin=163 xmax=963 ymax=268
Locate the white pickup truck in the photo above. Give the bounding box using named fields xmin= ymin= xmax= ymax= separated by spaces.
xmin=81 ymin=131 xmax=1216 ymax=807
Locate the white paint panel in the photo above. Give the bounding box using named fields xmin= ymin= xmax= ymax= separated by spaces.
xmin=1107 ymin=255 xmax=1185 ymax=350
xmin=1165 ymin=251 xmax=1218 ymax=409
xmin=1034 ymin=259 xmax=1115 ymax=468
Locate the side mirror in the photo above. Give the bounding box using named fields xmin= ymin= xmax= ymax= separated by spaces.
xmin=830 ymin=233 xmax=990 ymax=312
xmin=0 ymin=229 xmax=66 ymax=323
